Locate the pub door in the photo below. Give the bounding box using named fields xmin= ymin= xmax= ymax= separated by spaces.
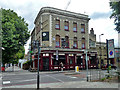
xmin=43 ymin=57 xmax=49 ymax=70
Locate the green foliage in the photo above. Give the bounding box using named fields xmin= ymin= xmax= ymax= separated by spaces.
xmin=110 ymin=2 xmax=120 ymax=32
xmin=2 ymin=8 xmax=30 ymax=64
xmin=101 ymin=77 xmax=106 ymax=81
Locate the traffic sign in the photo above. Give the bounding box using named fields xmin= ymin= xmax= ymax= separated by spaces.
xmin=108 ymin=49 xmax=114 ymax=58
xmin=109 ymin=50 xmax=113 ymax=56
xmin=107 ymin=39 xmax=115 ymax=58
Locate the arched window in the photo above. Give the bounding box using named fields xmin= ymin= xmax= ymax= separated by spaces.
xmin=82 ymin=38 xmax=85 ymax=49
xmin=65 ymin=36 xmax=69 ymax=48
xmin=56 ymin=35 xmax=60 ymax=47
xmin=73 ymin=37 xmax=78 ymax=49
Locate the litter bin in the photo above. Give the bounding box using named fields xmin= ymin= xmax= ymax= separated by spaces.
xmin=75 ymin=66 xmax=79 ymax=72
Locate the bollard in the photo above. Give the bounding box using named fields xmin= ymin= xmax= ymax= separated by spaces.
xmin=75 ymin=66 xmax=79 ymax=72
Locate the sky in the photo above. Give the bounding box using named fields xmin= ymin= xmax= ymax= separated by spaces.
xmin=0 ymin=0 xmax=119 ymax=54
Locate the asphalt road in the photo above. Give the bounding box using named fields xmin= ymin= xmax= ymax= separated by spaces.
xmin=2 ymin=70 xmax=85 ymax=87
xmin=2 ymin=66 xmax=117 ymax=88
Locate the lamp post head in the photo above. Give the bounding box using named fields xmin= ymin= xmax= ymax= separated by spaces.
xmin=101 ymin=34 xmax=104 ymax=35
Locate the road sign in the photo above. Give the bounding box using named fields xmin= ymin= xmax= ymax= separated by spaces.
xmin=108 ymin=50 xmax=114 ymax=58
xmin=107 ymin=39 xmax=115 ymax=58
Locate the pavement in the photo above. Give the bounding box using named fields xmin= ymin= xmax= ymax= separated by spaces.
xmin=1 ymin=66 xmax=119 ymax=88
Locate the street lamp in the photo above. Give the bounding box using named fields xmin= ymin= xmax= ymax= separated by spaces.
xmin=99 ymin=34 xmax=104 ymax=69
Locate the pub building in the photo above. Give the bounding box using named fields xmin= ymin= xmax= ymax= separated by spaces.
xmin=31 ymin=7 xmax=97 ymax=71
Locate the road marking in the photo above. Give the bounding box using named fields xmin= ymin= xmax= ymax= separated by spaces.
xmin=46 ymin=75 xmax=64 ymax=83
xmin=2 ymin=73 xmax=37 ymax=76
xmin=12 ymin=79 xmax=36 ymax=83
xmin=70 ymin=77 xmax=77 ymax=78
xmin=88 ymin=75 xmax=92 ymax=76
xmin=3 ymin=81 xmax=10 ymax=84
xmin=67 ymin=76 xmax=77 ymax=78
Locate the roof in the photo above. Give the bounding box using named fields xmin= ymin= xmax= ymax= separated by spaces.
xmin=34 ymin=7 xmax=90 ymax=24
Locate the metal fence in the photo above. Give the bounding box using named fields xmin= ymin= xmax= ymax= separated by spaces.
xmin=87 ymin=69 xmax=118 ymax=82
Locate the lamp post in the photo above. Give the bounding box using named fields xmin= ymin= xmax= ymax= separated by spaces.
xmin=98 ymin=34 xmax=104 ymax=80
xmin=99 ymin=34 xmax=104 ymax=69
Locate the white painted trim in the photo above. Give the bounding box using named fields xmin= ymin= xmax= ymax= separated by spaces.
xmin=40 ymin=16 xmax=42 ymax=46
xmin=49 ymin=15 xmax=52 ymax=46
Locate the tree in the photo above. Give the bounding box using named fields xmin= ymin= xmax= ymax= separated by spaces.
xmin=2 ymin=8 xmax=30 ymax=65
xmin=110 ymin=2 xmax=120 ymax=33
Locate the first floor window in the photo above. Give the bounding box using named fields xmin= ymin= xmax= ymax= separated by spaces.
xmin=82 ymin=38 xmax=85 ymax=49
xmin=73 ymin=37 xmax=77 ymax=48
xmin=82 ymin=43 xmax=85 ymax=49
xmin=56 ymin=35 xmax=60 ymax=47
xmin=65 ymin=36 xmax=69 ymax=48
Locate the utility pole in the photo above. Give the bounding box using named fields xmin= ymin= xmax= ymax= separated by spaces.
xmin=33 ymin=40 xmax=41 ymax=89
xmin=86 ymin=49 xmax=88 ymax=82
xmin=37 ymin=41 xmax=40 ymax=89
xmin=106 ymin=39 xmax=109 ymax=73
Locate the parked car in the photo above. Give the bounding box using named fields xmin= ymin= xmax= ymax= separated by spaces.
xmin=101 ymin=64 xmax=117 ymax=70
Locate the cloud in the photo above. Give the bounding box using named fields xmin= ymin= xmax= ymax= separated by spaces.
xmin=90 ymin=11 xmax=112 ymax=20
xmin=0 ymin=0 xmax=118 ymax=54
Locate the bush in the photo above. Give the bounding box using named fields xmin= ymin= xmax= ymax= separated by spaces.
xmin=101 ymin=77 xmax=106 ymax=81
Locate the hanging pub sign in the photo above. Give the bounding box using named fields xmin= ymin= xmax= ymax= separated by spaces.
xmin=107 ymin=39 xmax=115 ymax=58
xmin=42 ymin=32 xmax=49 ymax=41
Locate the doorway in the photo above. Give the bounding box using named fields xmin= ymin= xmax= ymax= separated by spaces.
xmin=42 ymin=57 xmax=49 ymax=70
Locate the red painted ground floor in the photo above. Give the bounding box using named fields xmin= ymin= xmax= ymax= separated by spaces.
xmin=31 ymin=49 xmax=98 ymax=71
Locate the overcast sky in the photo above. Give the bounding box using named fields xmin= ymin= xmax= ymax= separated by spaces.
xmin=0 ymin=0 xmax=119 ymax=54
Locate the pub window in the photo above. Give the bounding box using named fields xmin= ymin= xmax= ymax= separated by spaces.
xmin=69 ymin=58 xmax=73 ymax=64
xmin=64 ymin=21 xmax=69 ymax=31
xmin=55 ymin=19 xmax=60 ymax=30
xmin=65 ymin=36 xmax=69 ymax=48
xmin=73 ymin=23 xmax=77 ymax=32
xmin=73 ymin=37 xmax=78 ymax=49
xmin=82 ymin=38 xmax=85 ymax=49
xmin=56 ymin=35 xmax=60 ymax=47
xmin=61 ymin=38 xmax=65 ymax=48
xmin=81 ymin=24 xmax=85 ymax=33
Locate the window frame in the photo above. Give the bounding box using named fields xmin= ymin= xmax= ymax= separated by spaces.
xmin=64 ymin=21 xmax=69 ymax=31
xmin=55 ymin=19 xmax=60 ymax=30
xmin=81 ymin=24 xmax=85 ymax=33
xmin=73 ymin=37 xmax=78 ymax=49
xmin=82 ymin=38 xmax=85 ymax=49
xmin=55 ymin=35 xmax=60 ymax=48
xmin=65 ymin=36 xmax=69 ymax=48
xmin=73 ymin=22 xmax=77 ymax=32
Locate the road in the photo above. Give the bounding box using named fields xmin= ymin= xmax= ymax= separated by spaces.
xmin=2 ymin=66 xmax=86 ymax=88
xmin=1 ymin=66 xmax=118 ymax=88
